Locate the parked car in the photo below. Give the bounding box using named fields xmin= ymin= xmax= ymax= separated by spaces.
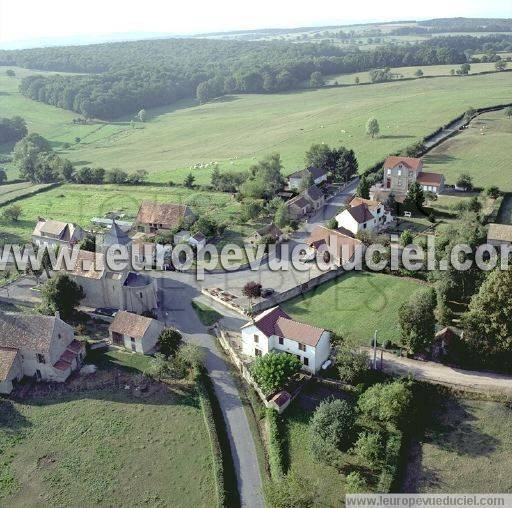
xmin=261 ymin=288 xmax=275 ymax=298
xmin=299 ymin=252 xmax=316 ymax=263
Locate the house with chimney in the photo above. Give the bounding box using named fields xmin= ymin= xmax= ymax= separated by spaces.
xmin=370 ymin=156 xmax=444 ymax=202
xmin=32 ymin=219 xmax=85 ymax=249
xmin=336 ymin=197 xmax=393 ymax=235
xmin=0 ymin=312 xmax=85 ymax=394
xmin=240 ymin=306 xmax=331 ymax=373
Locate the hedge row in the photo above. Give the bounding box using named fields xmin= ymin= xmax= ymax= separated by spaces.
xmin=266 ymin=408 xmax=286 ymax=480
xmin=377 ymin=430 xmax=403 ymax=493
xmin=195 ymin=368 xmax=227 ymax=508
xmin=0 ymin=182 xmax=60 ymax=208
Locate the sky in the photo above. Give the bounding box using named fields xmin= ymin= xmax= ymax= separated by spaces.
xmin=0 ymin=0 xmax=511 ymax=48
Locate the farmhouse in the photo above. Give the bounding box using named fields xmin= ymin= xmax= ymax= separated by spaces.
xmin=32 ymin=218 xmax=85 ymax=249
xmin=134 ymin=201 xmax=195 ymax=234
xmin=336 ymin=197 xmax=393 ymax=235
xmin=288 ymin=166 xmax=328 ymax=190
xmin=285 ymin=185 xmax=325 ymax=220
xmin=370 ymin=156 xmax=444 ymax=201
xmin=108 ymin=311 xmax=164 ymax=354
xmin=0 ymin=312 xmax=85 ymax=394
xmin=248 ymin=224 xmax=283 ymax=245
xmin=487 ymin=223 xmax=512 ymax=247
xmin=65 ymin=249 xmax=158 ymax=313
xmin=241 ymin=306 xmax=331 ymax=374
xmin=307 ymin=225 xmax=364 ymax=266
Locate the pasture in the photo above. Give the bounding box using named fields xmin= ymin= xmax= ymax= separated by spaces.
xmin=0 ymin=387 xmax=215 ymax=506
xmin=282 ymin=272 xmax=424 ymax=345
xmin=422 ymin=109 xmax=512 ymax=191
xmin=404 ymin=397 xmax=512 ymax=493
xmin=1 ymin=67 xmax=512 ymax=185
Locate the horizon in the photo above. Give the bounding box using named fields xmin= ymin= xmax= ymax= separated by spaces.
xmin=0 ymin=0 xmax=511 ymax=50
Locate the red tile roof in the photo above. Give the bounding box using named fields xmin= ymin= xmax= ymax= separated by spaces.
xmin=53 ymin=360 xmax=71 ymax=371
xmin=416 ymin=172 xmax=443 ymax=186
xmin=66 ymin=340 xmax=85 ymax=354
xmin=0 ymin=347 xmax=19 ymax=381
xmin=384 ymin=156 xmax=423 ymax=171
xmin=249 ymin=306 xmax=291 ymax=337
xmin=307 ymin=225 xmax=362 ymax=265
xmin=135 ymin=201 xmax=194 ymax=229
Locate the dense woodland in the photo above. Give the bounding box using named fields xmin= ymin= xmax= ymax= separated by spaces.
xmin=1 ymin=33 xmax=510 ymax=119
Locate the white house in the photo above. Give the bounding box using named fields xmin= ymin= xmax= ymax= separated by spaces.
xmin=241 ymin=306 xmax=331 ymax=374
xmin=0 ymin=312 xmax=85 ymax=394
xmin=32 ymin=219 xmax=85 ymax=249
xmin=336 ymin=197 xmax=392 ymax=236
xmin=108 ymin=311 xmax=164 ymax=354
xmin=188 ymin=232 xmax=206 ymax=251
xmin=288 ymin=166 xmax=328 ymax=190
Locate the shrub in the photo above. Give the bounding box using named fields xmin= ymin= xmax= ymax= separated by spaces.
xmin=266 ymin=408 xmax=285 ymax=479
xmin=265 ymin=471 xmax=317 ymax=508
xmin=345 ymin=471 xmax=368 ymax=494
xmin=250 ymin=352 xmax=301 ymax=395
xmin=376 ymin=431 xmax=403 ymax=493
xmin=486 ymin=186 xmax=501 ymax=199
xmin=158 ymin=328 xmax=182 ymax=357
xmin=382 ymin=340 xmax=392 ymax=350
xmin=353 ymin=431 xmax=385 ymax=469
xmin=337 ymin=346 xmax=371 ymax=384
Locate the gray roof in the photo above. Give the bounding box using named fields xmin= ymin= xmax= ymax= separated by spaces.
xmin=101 ymin=220 xmax=132 ymax=247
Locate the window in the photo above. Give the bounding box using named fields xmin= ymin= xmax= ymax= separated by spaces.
xmin=303 ymin=357 xmax=309 ymax=366
xmin=278 ymin=337 xmax=284 ymax=345
xmin=377 ymin=207 xmax=381 ymax=214
xmin=255 ymin=348 xmax=262 ymax=356
xmin=298 ymin=343 xmax=306 ymax=352
xmin=363 ymin=223 xmax=367 ymax=229
xmin=398 ymin=179 xmax=403 ymax=186
xmin=387 ymin=169 xmax=391 ymax=175
xmin=139 ymin=292 xmax=143 ymax=298
xmin=37 ymin=353 xmax=45 ymax=364
xmin=254 ymin=334 xmax=259 ymax=343
xmin=397 ymin=169 xmax=402 ymax=176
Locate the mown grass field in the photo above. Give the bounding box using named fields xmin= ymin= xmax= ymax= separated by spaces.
xmin=404 ymin=397 xmax=512 ymax=493
xmin=0 ymin=388 xmax=215 ymax=506
xmin=282 ymin=272 xmax=425 ymax=345
xmin=0 ymin=183 xmax=241 ymax=245
xmin=326 ymin=63 xmax=508 ymax=85
xmin=422 ymin=109 xmax=512 ymax=191
xmin=1 ymin=66 xmax=511 ymax=185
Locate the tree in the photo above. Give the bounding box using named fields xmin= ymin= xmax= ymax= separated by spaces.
xmin=486 ymin=186 xmax=500 ymax=199
xmin=495 ymin=60 xmax=507 ymax=71
xmin=398 ymin=287 xmax=437 ymax=354
xmin=354 ymin=431 xmax=385 ymax=469
xmin=366 ymin=118 xmax=380 ymax=138
xmin=40 ymin=273 xmax=84 ymax=321
xmin=274 ymin=202 xmax=290 ymax=228
xmin=61 ymin=160 xmax=74 ymax=182
xmin=265 ymin=471 xmax=317 ymax=508
xmin=505 ymin=106 xmax=512 ymax=120
xmin=298 ymin=171 xmax=314 ymax=191
xmin=5 ymin=69 xmax=15 ymax=77
xmin=243 ymin=281 xmax=262 ymax=310
xmin=137 ymin=109 xmax=147 ymax=122
xmin=309 ymin=71 xmax=325 ymax=88
xmin=457 ymin=62 xmax=471 ymax=75
xmin=2 ymin=205 xmax=22 ymax=222
xmin=327 ymin=217 xmax=338 ymax=230
xmin=241 ymin=153 xmax=284 ymax=200
xmin=345 ymin=471 xmax=368 ymax=494
xmin=12 ymin=133 xmax=52 ymax=182
xmin=105 ymin=168 xmax=128 ymax=184
xmin=336 ymin=345 xmax=370 ymax=384
xmin=175 ymin=343 xmax=204 ymax=371
xmin=159 ymin=329 xmax=182 ymax=357
xmin=0 ymin=168 xmax=6 ymax=184
xmin=399 ymin=229 xmax=414 ymax=247
xmin=462 ymin=267 xmax=512 ymax=357
xmin=405 ymin=181 xmax=425 ymax=210
xmin=184 ymin=172 xmax=195 ymax=188
xmin=250 ymin=352 xmax=301 ymax=395
xmin=414 ymin=69 xmax=424 ymax=77
xmin=456 ymin=173 xmax=473 ymax=190
xmin=192 ymin=216 xmax=217 ymax=237
xmin=356 ymin=176 xmax=370 ymax=199
xmin=305 ymin=143 xmax=331 ymax=170
xmin=79 ymin=235 xmax=95 ymax=252
xmin=358 ymin=380 xmax=412 ymax=427
xmin=240 ymin=199 xmax=263 ymax=222
xmin=310 ymin=398 xmax=355 ymax=456
xmin=333 ymin=148 xmax=358 ymax=183
xmin=385 ymin=192 xmax=398 ymax=216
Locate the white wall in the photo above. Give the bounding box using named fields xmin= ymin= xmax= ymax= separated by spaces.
xmin=241 ymin=324 xmax=270 ymax=356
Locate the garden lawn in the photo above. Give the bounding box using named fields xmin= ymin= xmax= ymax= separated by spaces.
xmin=282 ymin=272 xmax=425 ymax=345
xmin=0 ymin=388 xmax=215 ymax=506
xmin=422 ymin=109 xmax=512 ymax=191
xmin=192 ymin=299 xmax=222 ymax=326
xmin=0 ymin=183 xmax=241 ymax=246
xmin=1 ymin=67 xmax=512 ymax=185
xmin=404 ymin=397 xmax=512 ymax=493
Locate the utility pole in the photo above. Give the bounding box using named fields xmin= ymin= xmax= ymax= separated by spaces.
xmin=373 ymin=330 xmax=378 ymax=370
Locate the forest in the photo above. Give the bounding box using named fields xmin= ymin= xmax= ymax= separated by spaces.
xmin=2 ymin=34 xmax=511 ymax=120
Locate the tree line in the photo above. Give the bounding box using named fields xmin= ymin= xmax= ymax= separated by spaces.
xmin=3 ymin=35 xmax=510 ymax=119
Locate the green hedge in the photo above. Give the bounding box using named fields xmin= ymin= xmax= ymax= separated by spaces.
xmin=266 ymin=408 xmax=286 ymax=480
xmin=195 ymin=369 xmax=227 ymax=508
xmin=376 ymin=430 xmax=403 ymax=493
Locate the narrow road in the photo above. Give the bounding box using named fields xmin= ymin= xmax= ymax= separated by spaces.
xmin=157 ymin=276 xmax=264 ymax=508
xmin=376 ymin=350 xmax=512 ymax=395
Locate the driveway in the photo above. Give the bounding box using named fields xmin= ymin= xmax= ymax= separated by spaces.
xmin=377 ymin=350 xmax=512 ymax=395
xmin=157 ymin=276 xmax=264 ymax=507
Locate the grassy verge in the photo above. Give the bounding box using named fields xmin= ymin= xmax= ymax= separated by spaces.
xmin=192 ymin=300 xmax=222 ymax=326
xmin=266 ymin=408 xmax=287 ymax=480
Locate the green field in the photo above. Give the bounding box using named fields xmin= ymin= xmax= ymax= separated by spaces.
xmin=1 ymin=67 xmax=512 ymax=185
xmin=0 ymin=388 xmax=215 ymax=506
xmin=0 ymin=183 xmax=241 ymax=245
xmin=282 ymin=272 xmax=425 ymax=345
xmin=326 ymin=63 xmax=507 ymax=85
xmin=423 ymin=109 xmax=512 ymax=191
xmin=404 ymin=397 xmax=512 ymax=493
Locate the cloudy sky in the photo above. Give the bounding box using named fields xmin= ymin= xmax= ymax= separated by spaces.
xmin=0 ymin=0 xmax=511 ymax=47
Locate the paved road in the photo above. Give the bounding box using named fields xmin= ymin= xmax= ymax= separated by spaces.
xmin=377 ymin=350 xmax=512 ymax=395
xmin=157 ymin=277 xmax=263 ymax=508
